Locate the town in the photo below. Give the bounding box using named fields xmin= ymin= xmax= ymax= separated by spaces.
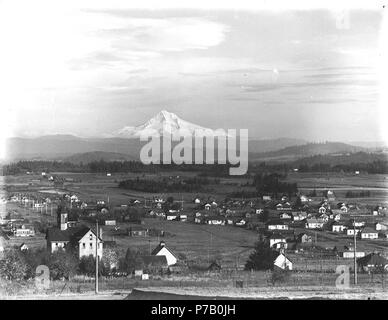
xmin=0 ymin=166 xmax=387 ymax=298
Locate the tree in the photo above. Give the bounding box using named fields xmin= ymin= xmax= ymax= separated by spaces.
xmin=79 ymin=256 xmax=96 ymax=276
xmin=0 ymin=249 xmax=29 ymax=281
xmin=22 ymin=247 xmax=49 ymax=279
xmin=120 ymin=248 xmax=144 ymax=274
xmin=45 ymin=249 xmax=78 ymax=280
xmin=102 ymin=248 xmax=119 ymax=272
xmin=245 ymin=241 xmax=278 ymax=271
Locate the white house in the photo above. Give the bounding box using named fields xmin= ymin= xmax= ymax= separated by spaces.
xmin=269 ymin=235 xmax=287 ymax=249
xmin=375 ymin=223 xmax=388 ymax=231
xmin=274 ymin=253 xmax=293 ymax=270
xmin=151 ymin=241 xmax=178 ymax=266
xmin=267 ymin=222 xmax=289 ymax=231
xmin=360 ymin=228 xmax=378 ymax=240
xmin=14 ymin=225 xmax=35 ymax=237
xmin=166 ymin=213 xmax=178 ymax=221
xmin=332 ymin=222 xmax=346 ymax=233
xmin=78 ymin=229 xmax=103 ymax=259
xmin=292 ymin=211 xmax=308 ymax=221
xmin=305 ymin=219 xmax=325 ymax=229
xmin=346 ymin=228 xmax=361 ymax=236
xmin=341 ymin=250 xmax=366 ymax=259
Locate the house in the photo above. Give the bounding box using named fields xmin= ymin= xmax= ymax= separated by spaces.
xmin=332 ymin=222 xmax=346 ymax=233
xmin=291 ymin=211 xmax=308 ymax=221
xmin=19 ymin=243 xmax=28 ymax=251
xmin=193 ymin=198 xmax=201 ymax=204
xmin=340 ymin=249 xmax=366 ymax=259
xmin=360 ymin=228 xmax=378 ymax=240
xmin=268 ymin=234 xmax=287 ymax=249
xmin=300 ymin=195 xmax=309 ymax=203
xmin=262 ymin=195 xmax=272 ymax=201
xmin=298 ymin=233 xmax=312 ymax=243
xmin=305 ymin=218 xmax=325 ymax=229
xmin=340 ymin=205 xmax=348 ymax=213
xmin=375 ymin=223 xmax=388 ymax=231
xmin=317 ymin=213 xmax=329 ymax=222
xmin=267 ymin=221 xmax=289 ymax=231
xmin=129 ymin=226 xmax=149 ymax=237
xmin=279 ymin=212 xmax=292 ymax=220
xmin=346 ymin=228 xmax=361 ymax=236
xmin=166 ymin=213 xmax=178 ymax=221
xmin=46 ymin=224 xmax=103 ymax=260
xmin=318 ymin=206 xmax=327 ymax=214
xmin=151 ymin=241 xmax=178 ymax=266
xmin=276 ymin=202 xmax=292 ymax=211
xmin=195 ymin=216 xmax=204 ymax=224
xmin=379 ymin=231 xmax=388 ymax=239
xmin=235 ymin=219 xmax=247 ymax=227
xmin=357 ymin=253 xmax=388 ymax=272
xmin=178 ymin=214 xmax=188 ymax=222
xmin=205 ymin=216 xmax=226 ymax=225
xmin=274 ymin=253 xmax=292 ymax=270
xmin=105 ymin=220 xmax=116 ymax=226
xmin=14 ymin=224 xmax=35 ymax=237
xmin=327 ymin=190 xmax=335 ymax=201
xmin=139 ymin=255 xmax=168 ymax=274
xmin=352 ymin=221 xmax=366 ymax=228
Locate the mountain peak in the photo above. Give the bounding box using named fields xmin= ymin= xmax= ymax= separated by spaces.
xmin=114 ymin=109 xmax=210 ymax=138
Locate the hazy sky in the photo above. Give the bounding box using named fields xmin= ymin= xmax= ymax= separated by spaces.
xmin=0 ymin=0 xmax=387 ymax=142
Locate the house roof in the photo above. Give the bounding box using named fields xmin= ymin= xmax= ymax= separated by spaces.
xmin=361 ymin=227 xmax=378 ymax=234
xmin=306 ymin=218 xmax=324 ymax=224
xmin=140 ymin=255 xmax=168 ymax=267
xmin=357 ymin=253 xmax=388 ymax=266
xmin=268 ymin=234 xmax=286 ymax=240
xmin=46 ymin=225 xmax=102 ymax=243
xmin=151 ymin=242 xmax=178 ymax=259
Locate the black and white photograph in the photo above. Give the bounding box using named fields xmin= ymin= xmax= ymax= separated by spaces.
xmin=0 ymin=0 xmax=387 ymax=306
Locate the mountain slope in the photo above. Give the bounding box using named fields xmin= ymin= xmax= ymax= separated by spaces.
xmin=113 ymin=110 xmax=226 ymax=137
xmin=64 ymin=151 xmax=137 ymax=164
xmin=250 ymin=142 xmax=367 ymax=161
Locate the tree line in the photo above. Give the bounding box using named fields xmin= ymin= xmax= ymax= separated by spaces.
xmin=118 ymin=176 xmax=218 ymax=193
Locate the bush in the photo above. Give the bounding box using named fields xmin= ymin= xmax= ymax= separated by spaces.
xmin=0 ymin=249 xmax=29 ymax=281
xmin=270 ymin=268 xmax=292 ymax=286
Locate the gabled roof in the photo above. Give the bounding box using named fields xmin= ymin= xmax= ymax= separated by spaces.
xmin=268 ymin=234 xmax=286 ymax=240
xmin=46 ymin=225 xmax=102 ymax=243
xmin=361 ymin=227 xmax=378 ymax=234
xmin=140 ymin=255 xmax=168 ymax=267
xmin=151 ymin=242 xmax=178 ymax=259
xmin=357 ymin=253 xmax=388 ymax=266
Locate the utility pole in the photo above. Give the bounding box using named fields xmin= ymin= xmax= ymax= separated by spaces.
xmin=95 ymin=220 xmax=99 ymax=294
xmin=353 ymin=219 xmax=358 ymax=285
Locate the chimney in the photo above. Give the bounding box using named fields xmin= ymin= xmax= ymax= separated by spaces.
xmin=60 ymin=213 xmax=68 ymax=231
xmin=160 ymin=241 xmax=165 ymax=247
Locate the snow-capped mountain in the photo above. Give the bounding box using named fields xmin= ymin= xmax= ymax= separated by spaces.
xmin=114 ymin=110 xmax=224 ymax=138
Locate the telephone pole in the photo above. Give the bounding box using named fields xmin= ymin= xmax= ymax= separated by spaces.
xmin=95 ymin=220 xmax=99 ymax=294
xmin=353 ymin=219 xmax=358 ymax=285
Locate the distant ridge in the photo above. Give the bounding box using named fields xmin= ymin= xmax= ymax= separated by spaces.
xmin=249 ymin=142 xmax=367 ymax=161
xmin=64 ymin=151 xmax=137 ymax=164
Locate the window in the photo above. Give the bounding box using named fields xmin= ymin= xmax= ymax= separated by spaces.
xmin=90 ymin=243 xmax=93 ymax=249
xmin=89 ymin=234 xmax=93 ymax=241
xmin=55 ymin=243 xmax=58 ymax=246
xmin=82 ymin=243 xmax=85 ymax=249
